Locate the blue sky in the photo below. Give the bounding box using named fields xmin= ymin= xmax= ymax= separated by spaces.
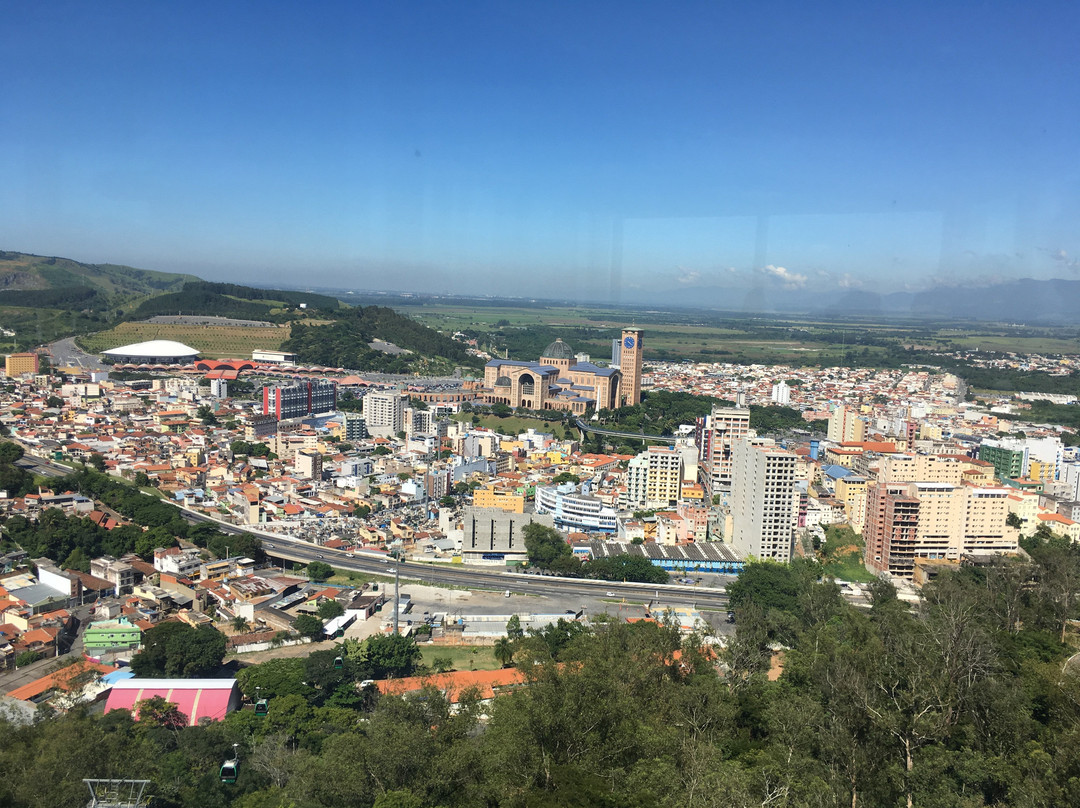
xmin=3 ymin=2 xmax=1079 ymax=304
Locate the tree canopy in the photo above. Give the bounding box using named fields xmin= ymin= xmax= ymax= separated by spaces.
xmin=131 ymin=622 xmax=226 ymax=679
xmin=7 ymin=546 xmax=1080 ymax=808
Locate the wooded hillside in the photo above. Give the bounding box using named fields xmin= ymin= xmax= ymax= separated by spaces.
xmin=5 ymin=545 xmax=1080 ymax=808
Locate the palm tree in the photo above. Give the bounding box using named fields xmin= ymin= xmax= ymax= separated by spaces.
xmin=493 ymin=637 xmax=514 ymax=668
xmin=231 ymin=615 xmax=250 ymax=633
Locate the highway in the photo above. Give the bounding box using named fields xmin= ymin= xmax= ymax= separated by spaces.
xmin=16 ymin=454 xmax=729 ymax=609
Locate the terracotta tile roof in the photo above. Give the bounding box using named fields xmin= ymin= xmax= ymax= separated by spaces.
xmin=7 ymin=659 xmax=115 ymax=701
xmin=376 ymin=667 xmax=526 ymax=702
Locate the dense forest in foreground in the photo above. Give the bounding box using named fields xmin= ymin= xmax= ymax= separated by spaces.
xmin=5 ymin=538 xmax=1080 ymax=808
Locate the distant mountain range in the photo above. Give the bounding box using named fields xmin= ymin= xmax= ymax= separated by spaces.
xmin=637 ymin=278 xmax=1080 ymax=323
xmin=5 ymin=248 xmax=1079 ymax=325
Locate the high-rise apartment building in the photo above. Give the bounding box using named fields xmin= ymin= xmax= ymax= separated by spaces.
xmin=262 ymin=380 xmax=337 ymax=420
xmin=827 ymin=405 xmax=865 ymax=444
xmin=770 ymin=381 xmax=791 ymax=405
xmin=865 ymin=481 xmax=1016 ymax=579
xmin=342 ymin=411 xmax=369 ymax=442
xmin=879 ymin=453 xmax=966 ymax=485
xmin=618 ymin=329 xmax=643 ymax=407
xmin=295 ymin=449 xmax=323 ymax=481
xmin=978 ymin=440 xmax=1027 ymax=481
xmin=405 ymin=406 xmax=436 ymax=437
xmin=864 ymin=482 xmax=921 ymax=578
xmin=362 ymin=390 xmax=406 ymax=437
xmin=979 ymin=436 xmax=1063 ymax=483
xmin=697 ymin=405 xmax=752 ymax=497
xmin=625 ymin=446 xmax=684 ymax=510
xmin=730 ymin=438 xmax=798 ymax=561
xmin=5 ymin=352 xmax=39 ymax=377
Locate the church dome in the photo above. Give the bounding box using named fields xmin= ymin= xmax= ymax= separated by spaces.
xmin=495 ymin=375 xmax=511 ymax=386
xmin=541 ymin=338 xmax=574 ymax=360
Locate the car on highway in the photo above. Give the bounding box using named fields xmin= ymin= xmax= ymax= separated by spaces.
xmin=316 ymin=554 xmax=324 ymax=559
xmin=606 ymin=591 xmax=615 ymax=597
xmin=264 ymin=543 xmax=274 ymax=548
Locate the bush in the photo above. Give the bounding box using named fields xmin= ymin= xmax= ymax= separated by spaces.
xmin=15 ymin=650 xmax=42 ymax=668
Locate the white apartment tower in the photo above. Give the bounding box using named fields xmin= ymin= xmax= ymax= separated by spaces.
xmin=362 ymin=390 xmax=406 ymax=438
xmin=770 ymin=381 xmax=791 ymax=405
xmin=731 ymin=437 xmax=798 ymax=561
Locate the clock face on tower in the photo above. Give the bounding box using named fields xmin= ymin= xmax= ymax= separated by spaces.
xmin=623 ymin=336 xmax=635 ymax=349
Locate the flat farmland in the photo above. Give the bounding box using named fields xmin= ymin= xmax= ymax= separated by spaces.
xmin=935 ymin=332 xmax=1080 ymax=354
xmin=78 ymin=321 xmax=290 ymax=358
xmin=407 ymin=305 xmax=615 ymax=330
xmin=404 ymin=302 xmax=898 ymax=365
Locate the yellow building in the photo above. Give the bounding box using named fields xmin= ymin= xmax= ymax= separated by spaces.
xmin=827 ymin=406 xmax=865 ymax=444
xmin=834 ymin=476 xmax=870 ymax=534
xmin=1028 ymin=459 xmax=1057 ymax=485
xmin=472 ymin=484 xmax=526 ymax=514
xmin=1037 ymin=513 xmax=1080 ymax=542
xmin=879 ymin=454 xmax=966 ymax=485
xmin=1006 ymin=491 xmax=1040 ymax=529
xmin=680 ymin=482 xmax=705 ymax=502
xmin=5 ymin=352 xmax=39 ymax=377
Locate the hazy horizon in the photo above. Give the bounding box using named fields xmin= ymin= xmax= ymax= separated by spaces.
xmin=4 ymin=2 xmax=1079 ymax=305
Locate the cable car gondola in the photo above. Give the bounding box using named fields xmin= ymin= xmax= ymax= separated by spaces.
xmin=333 ymin=656 xmax=343 ymax=669
xmin=220 ymin=744 xmax=240 ymax=784
xmin=219 ymin=758 xmax=238 ymax=784
xmin=254 ymin=686 xmax=268 ymax=717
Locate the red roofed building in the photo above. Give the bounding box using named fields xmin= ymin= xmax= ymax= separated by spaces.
xmin=104 ymin=678 xmax=241 ymax=726
xmin=7 ymin=659 xmax=115 ymax=704
xmin=376 ymin=667 xmax=526 ymax=706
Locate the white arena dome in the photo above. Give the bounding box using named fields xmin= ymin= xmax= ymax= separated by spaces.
xmin=101 ymin=339 xmax=200 ymax=363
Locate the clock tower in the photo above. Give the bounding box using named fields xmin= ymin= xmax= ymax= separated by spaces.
xmin=618 ymin=328 xmax=643 ymax=407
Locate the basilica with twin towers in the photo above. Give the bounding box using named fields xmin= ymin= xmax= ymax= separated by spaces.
xmin=479 ymin=328 xmax=642 ymax=415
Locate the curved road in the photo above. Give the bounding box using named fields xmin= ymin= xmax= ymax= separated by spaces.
xmin=18 ymin=455 xmax=728 ymax=609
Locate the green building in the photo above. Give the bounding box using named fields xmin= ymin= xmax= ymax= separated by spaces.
xmin=978 ymin=442 xmax=1026 ymax=482
xmin=83 ymin=617 xmax=142 ymax=652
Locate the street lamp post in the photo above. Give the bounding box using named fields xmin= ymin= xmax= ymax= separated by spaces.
xmin=391 ymin=546 xmax=401 ymax=635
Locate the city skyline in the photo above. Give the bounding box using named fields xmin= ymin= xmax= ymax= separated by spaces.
xmin=4 ymin=2 xmax=1079 ymax=303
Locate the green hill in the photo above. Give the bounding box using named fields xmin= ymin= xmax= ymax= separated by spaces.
xmin=284 ymin=305 xmax=482 ymax=372
xmin=2 ymin=250 xmax=477 ymax=373
xmin=126 ymin=281 xmax=344 ymax=321
xmin=0 ymin=250 xmax=196 ymax=301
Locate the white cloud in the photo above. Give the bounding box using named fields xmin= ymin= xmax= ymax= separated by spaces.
xmin=755 ymin=264 xmax=807 ymax=289
xmin=1048 ymin=248 xmax=1080 ymax=272
xmin=675 ymin=268 xmax=702 ymax=285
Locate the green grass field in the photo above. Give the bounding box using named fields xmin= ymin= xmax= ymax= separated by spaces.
xmin=419 ymin=644 xmax=501 ymax=672
xmin=78 ymin=321 xmax=290 ymax=358
xmin=821 ymin=526 xmax=877 ymax=583
xmin=325 ymin=569 xmax=391 ymax=588
xmin=937 ymin=333 xmax=1080 ymax=354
